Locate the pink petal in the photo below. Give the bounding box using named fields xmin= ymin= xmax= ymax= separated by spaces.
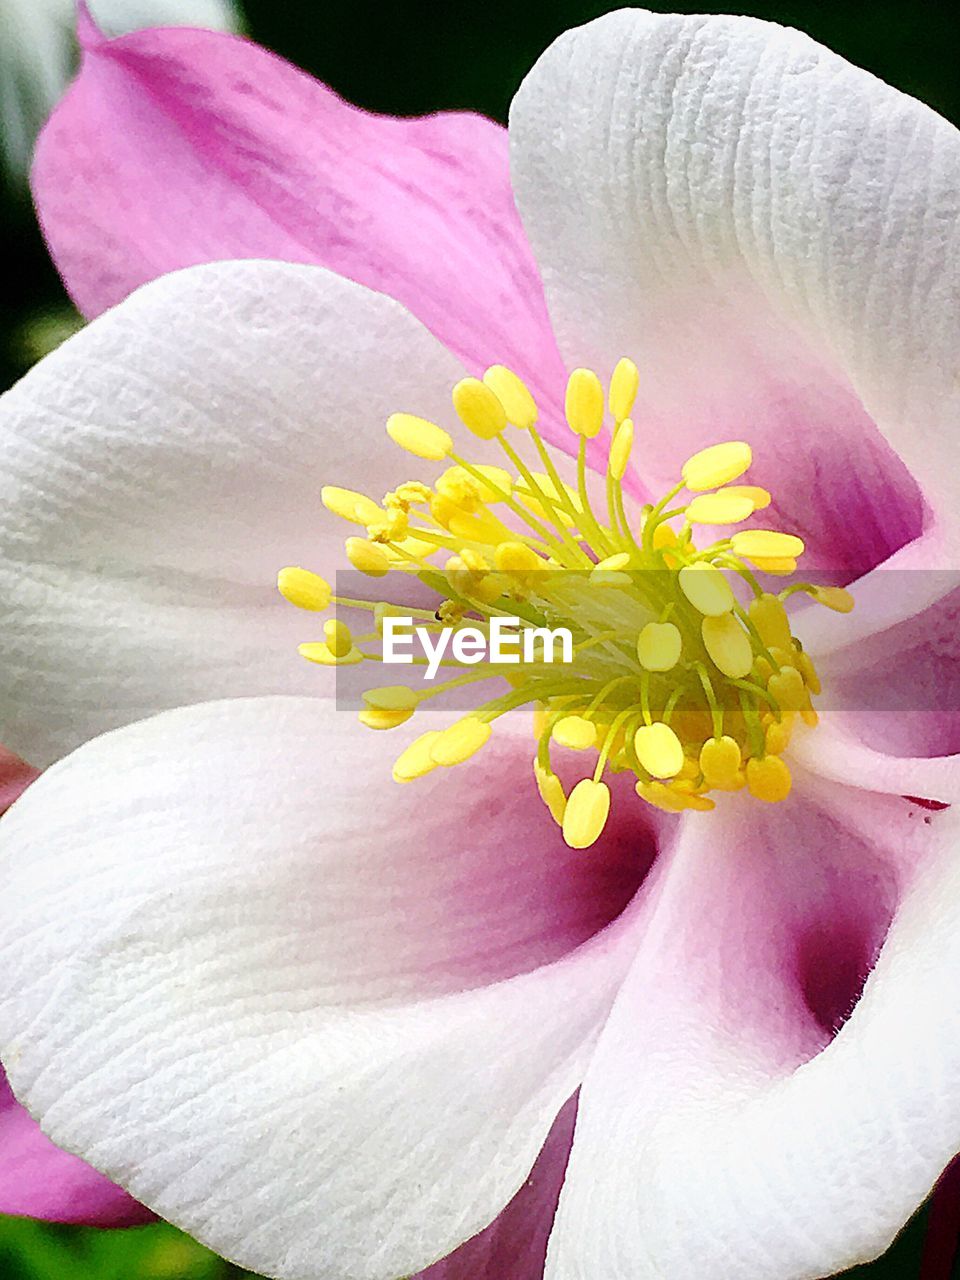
xmin=32 ymin=22 xmax=564 ymax=415
xmin=0 ymin=1070 xmax=152 ymax=1226
xmin=546 ymin=778 xmax=957 ymax=1279
xmin=416 ymin=1095 xmax=576 ymax=1280
xmin=0 ymin=746 xmax=39 ymax=813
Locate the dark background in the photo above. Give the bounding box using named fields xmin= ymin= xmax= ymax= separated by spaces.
xmin=1 ymin=1 xmax=957 ymax=1276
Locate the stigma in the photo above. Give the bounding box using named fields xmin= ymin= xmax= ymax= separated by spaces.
xmin=278 ymin=359 xmax=853 ymax=849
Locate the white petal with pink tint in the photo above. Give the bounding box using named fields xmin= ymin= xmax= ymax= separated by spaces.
xmin=0 ymin=697 xmax=650 ymax=1280
xmin=0 ymin=259 xmax=464 ymax=765
xmin=511 ymin=10 xmax=959 ymax=575
xmin=545 ymin=779 xmax=960 ymax=1280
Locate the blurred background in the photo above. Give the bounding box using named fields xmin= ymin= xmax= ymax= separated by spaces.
xmin=0 ymin=0 xmax=957 ymax=1276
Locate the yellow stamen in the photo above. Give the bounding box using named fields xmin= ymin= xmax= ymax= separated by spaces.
xmin=324 ymin=618 xmax=353 ymax=657
xmin=699 ymin=735 xmax=742 ymax=788
xmin=678 ymin=562 xmax=735 ymax=616
xmin=685 ymin=491 xmax=755 ymax=525
xmin=552 ymin=715 xmax=598 ymax=750
xmin=393 ymin=731 xmax=443 ymax=782
xmin=321 ymin=486 xmax=384 ymax=525
xmin=731 ymin=530 xmax=805 ymax=559
xmin=277 ymin=566 xmax=331 ymax=611
xmin=483 ymin=365 xmax=538 ymax=429
xmin=701 ymin=613 xmax=754 ymax=679
xmin=636 ymin=621 xmax=682 ymax=672
xmin=386 ymin=412 xmax=453 ymax=460
xmin=345 ymin=537 xmax=392 ymax=577
xmin=634 ymin=722 xmax=685 ymax=778
xmin=608 ymin=358 xmax=640 ymax=423
xmin=284 ymin=354 xmax=852 ymax=842
xmin=812 ymin=585 xmax=855 ymax=613
xmin=723 ymin=484 xmax=771 ymax=511
xmin=608 ymin=419 xmax=634 ymax=481
xmin=562 ymin=778 xmax=611 ymax=849
xmin=681 ymin=441 xmax=752 ymax=491
xmin=430 ymin=717 xmax=492 ymax=766
xmin=746 ymin=755 xmax=792 ymax=802
xmin=534 ymin=761 xmax=567 ymax=825
xmin=452 ymin=377 xmax=508 ymax=439
xmin=565 ymin=368 xmax=605 ymax=439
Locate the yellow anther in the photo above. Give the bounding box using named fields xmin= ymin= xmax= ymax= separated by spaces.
xmin=723 ymin=484 xmax=771 ymax=511
xmin=437 ymin=464 xmax=511 ymax=507
xmin=387 ymin=536 xmax=435 ymax=561
xmin=494 ymin=541 xmax=544 ymax=581
xmin=534 ymin=761 xmax=567 ymax=826
xmin=652 ymin=523 xmax=678 ymax=551
xmin=699 ymin=736 xmax=742 ymax=788
xmin=609 ymin=358 xmax=640 ymax=423
xmin=591 ymin=552 xmax=631 ymax=587
xmin=393 ymin=731 xmax=443 ymax=782
xmin=636 ymin=621 xmax=682 ymax=672
xmin=764 ymin=716 xmax=793 ymax=756
xmin=483 ymin=365 xmax=538 ymax=429
xmin=746 ymin=755 xmax=792 ymax=803
xmin=430 ymin=716 xmax=492 ymax=766
xmin=345 ymin=537 xmax=392 ymax=578
xmin=447 ymin=511 xmax=513 ymax=550
xmin=749 ymin=593 xmax=794 ymax=650
xmin=749 ymin=556 xmax=797 ymax=576
xmin=678 ymin=562 xmax=735 ymax=616
xmin=386 ymin=412 xmax=453 ymax=460
xmin=681 ymin=441 xmax=752 ymax=491
xmin=367 ymin=507 xmax=409 ymax=542
xmin=297 ymin=640 xmax=362 ymax=666
xmin=685 ymin=491 xmax=755 ymax=525
xmin=452 ymin=377 xmax=508 ymax=439
xmin=359 ymin=705 xmax=414 ymax=730
xmin=635 ymin=780 xmax=685 ymax=812
xmin=767 ymin=665 xmax=808 ymax=712
xmin=552 ymin=715 xmax=598 ymax=751
xmin=634 ymin=722 xmax=685 ymax=779
xmin=277 ymin=566 xmax=331 ymax=611
xmin=565 ymin=368 xmax=605 ymax=439
xmin=324 ymin=617 xmax=353 ymax=657
xmin=391 ymin=481 xmax=432 ymax=506
xmin=594 ymin=552 xmax=631 ymax=573
xmin=797 ymin=651 xmax=821 ymax=695
xmin=562 ymin=778 xmax=611 ymax=849
xmin=731 ymin=529 xmax=805 ymax=559
xmin=812 ymin=585 xmax=855 ymax=613
xmin=701 ymin=613 xmax=753 ymax=679
xmin=320 ymin=486 xmax=383 ymax=525
xmin=362 ymin=685 xmax=419 ymax=712
xmin=608 ymin=419 xmax=634 ymax=481
xmin=636 ymin=780 xmax=714 ymax=813
xmin=801 ymin=705 xmax=819 ymax=728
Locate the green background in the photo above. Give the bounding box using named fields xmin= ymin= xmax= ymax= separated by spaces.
xmin=1 ymin=1 xmax=956 ymax=1276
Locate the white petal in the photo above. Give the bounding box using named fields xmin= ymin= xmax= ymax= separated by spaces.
xmin=0 ymin=259 xmax=465 ymax=764
xmin=0 ymin=697 xmax=650 ymax=1280
xmin=545 ymin=778 xmax=960 ymax=1279
xmin=510 ymin=11 xmax=960 ymax=567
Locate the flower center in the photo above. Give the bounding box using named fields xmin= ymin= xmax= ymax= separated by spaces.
xmin=278 ymin=358 xmax=853 ymax=850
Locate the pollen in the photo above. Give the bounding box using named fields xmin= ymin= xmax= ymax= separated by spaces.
xmin=281 ymin=356 xmax=852 ymax=849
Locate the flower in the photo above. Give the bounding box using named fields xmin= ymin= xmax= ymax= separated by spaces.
xmin=0 ymin=0 xmax=241 ymax=181
xmin=1 ymin=8 xmax=960 ymax=1279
